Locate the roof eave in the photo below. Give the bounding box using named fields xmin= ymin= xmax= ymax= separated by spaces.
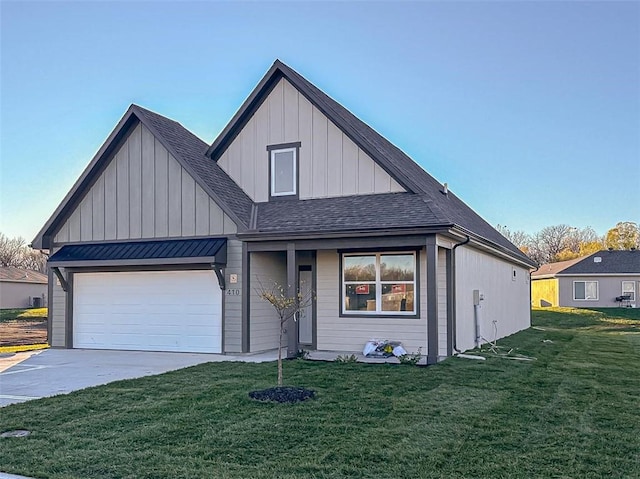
xmin=448 ymin=225 xmax=537 ymax=268
xmin=237 ymin=225 xmax=453 ymax=241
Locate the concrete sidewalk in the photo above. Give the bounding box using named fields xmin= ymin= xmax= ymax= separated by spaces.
xmin=0 ymin=473 xmax=36 ymax=479
xmin=0 ymin=348 xmax=278 ymax=407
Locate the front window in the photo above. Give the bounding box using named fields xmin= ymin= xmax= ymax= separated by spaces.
xmin=622 ymin=281 xmax=636 ymax=301
xmin=573 ymin=281 xmax=598 ymax=301
xmin=270 ymin=147 xmax=297 ymax=197
xmin=342 ymin=252 xmax=416 ymax=315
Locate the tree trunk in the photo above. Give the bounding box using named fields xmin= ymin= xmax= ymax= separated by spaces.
xmin=278 ymin=318 xmax=284 ymax=386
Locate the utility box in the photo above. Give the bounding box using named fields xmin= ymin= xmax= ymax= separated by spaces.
xmin=473 ymin=290 xmax=484 ymax=306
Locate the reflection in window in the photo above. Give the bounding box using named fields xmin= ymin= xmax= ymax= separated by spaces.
xmin=573 ymin=281 xmax=598 ymax=301
xmin=343 ymin=252 xmax=416 ymax=315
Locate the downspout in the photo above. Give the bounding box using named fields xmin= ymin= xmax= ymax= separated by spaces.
xmin=451 ymin=235 xmax=470 ymax=354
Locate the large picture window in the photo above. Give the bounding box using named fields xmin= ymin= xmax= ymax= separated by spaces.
xmin=573 ymin=281 xmax=598 ymax=301
xmin=342 ymin=252 xmax=416 ymax=315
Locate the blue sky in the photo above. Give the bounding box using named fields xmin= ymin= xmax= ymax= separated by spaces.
xmin=1 ymin=1 xmax=638 ymax=243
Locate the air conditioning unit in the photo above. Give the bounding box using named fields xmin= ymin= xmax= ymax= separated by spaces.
xmin=32 ymin=297 xmax=42 ymax=308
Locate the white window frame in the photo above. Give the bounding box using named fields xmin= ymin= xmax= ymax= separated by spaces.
xmin=573 ymin=280 xmax=599 ymax=301
xmin=342 ymin=251 xmax=417 ymax=316
xmin=622 ymin=281 xmax=636 ymax=302
xmin=270 ymin=147 xmax=297 ymax=197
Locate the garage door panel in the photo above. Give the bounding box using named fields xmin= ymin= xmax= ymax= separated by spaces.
xmin=73 ymin=271 xmax=222 ymax=353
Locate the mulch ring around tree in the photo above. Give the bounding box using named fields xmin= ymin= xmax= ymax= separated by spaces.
xmin=249 ymin=386 xmax=316 ymax=403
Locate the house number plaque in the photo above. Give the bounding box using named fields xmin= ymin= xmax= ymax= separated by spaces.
xmin=226 ymin=289 xmax=240 ymax=296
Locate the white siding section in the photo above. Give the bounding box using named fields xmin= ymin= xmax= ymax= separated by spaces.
xmin=437 ymin=247 xmax=448 ymax=358
xmin=50 ymin=258 xmax=66 ymax=347
xmin=53 ymin=123 xmax=236 ymax=244
xmin=223 ymin=239 xmax=243 ymax=353
xmin=316 ymin=250 xmax=426 ymax=354
xmin=217 ymin=78 xmax=406 ymax=202
xmin=455 ymin=246 xmax=530 ymax=352
xmin=249 ymin=252 xmax=287 ymax=352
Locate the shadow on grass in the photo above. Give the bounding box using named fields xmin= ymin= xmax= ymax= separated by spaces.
xmin=533 ymin=307 xmax=640 ymax=334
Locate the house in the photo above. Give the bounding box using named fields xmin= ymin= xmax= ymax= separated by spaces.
xmin=532 ymin=250 xmax=640 ymax=308
xmin=0 ymin=266 xmax=47 ymax=309
xmin=31 ymin=60 xmax=535 ymax=363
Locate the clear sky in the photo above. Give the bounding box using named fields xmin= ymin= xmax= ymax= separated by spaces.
xmin=1 ymin=0 xmax=639 ymax=244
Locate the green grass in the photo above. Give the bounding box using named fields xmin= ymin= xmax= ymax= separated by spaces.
xmin=0 ymin=307 xmax=47 ymax=323
xmin=1 ymin=308 xmax=639 ymax=478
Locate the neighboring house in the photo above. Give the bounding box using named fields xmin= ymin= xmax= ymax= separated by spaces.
xmin=0 ymin=267 xmax=47 ymax=309
xmin=31 ymin=60 xmax=535 ymax=362
xmin=532 ymin=250 xmax=640 ymax=308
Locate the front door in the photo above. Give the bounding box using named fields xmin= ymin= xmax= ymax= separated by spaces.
xmin=298 ymin=266 xmax=314 ymax=346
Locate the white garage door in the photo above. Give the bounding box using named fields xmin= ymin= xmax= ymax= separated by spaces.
xmin=73 ymin=271 xmax=222 ymax=353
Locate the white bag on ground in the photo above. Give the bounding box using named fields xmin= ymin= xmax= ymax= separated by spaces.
xmin=392 ymin=345 xmax=407 ymax=357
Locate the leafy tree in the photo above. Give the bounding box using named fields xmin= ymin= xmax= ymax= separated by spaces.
xmin=256 ymin=280 xmax=314 ymax=386
xmin=605 ymin=222 xmax=640 ymax=250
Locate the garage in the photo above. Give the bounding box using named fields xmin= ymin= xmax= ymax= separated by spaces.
xmin=73 ymin=270 xmax=222 ymax=353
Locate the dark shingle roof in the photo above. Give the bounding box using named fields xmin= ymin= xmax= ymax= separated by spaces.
xmin=33 ymin=60 xmax=534 ymax=267
xmin=208 ymin=60 xmax=530 ymax=263
xmin=133 ymin=106 xmax=253 ymax=228
xmin=255 ymin=193 xmax=446 ymax=234
xmin=0 ymin=267 xmax=47 ymax=284
xmin=558 ymin=250 xmax=640 ymax=275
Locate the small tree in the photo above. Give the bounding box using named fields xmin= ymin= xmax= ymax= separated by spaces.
xmin=256 ymin=280 xmax=314 ymax=387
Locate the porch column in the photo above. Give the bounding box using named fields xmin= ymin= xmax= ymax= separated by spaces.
xmin=286 ymin=242 xmax=298 ymax=358
xmin=426 ymin=236 xmax=439 ymax=364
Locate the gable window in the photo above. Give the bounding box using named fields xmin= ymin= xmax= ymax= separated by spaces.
xmin=622 ymin=281 xmax=636 ymax=302
xmin=573 ymin=281 xmax=598 ymax=301
xmin=342 ymin=252 xmax=417 ymax=316
xmin=268 ymin=142 xmax=300 ymax=198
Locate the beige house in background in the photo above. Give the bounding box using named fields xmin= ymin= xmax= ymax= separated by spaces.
xmin=32 ymin=60 xmax=535 ymax=362
xmin=0 ymin=267 xmax=47 ymax=309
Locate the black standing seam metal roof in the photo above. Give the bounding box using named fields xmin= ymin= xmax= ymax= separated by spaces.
xmin=48 ymin=238 xmax=227 ymax=264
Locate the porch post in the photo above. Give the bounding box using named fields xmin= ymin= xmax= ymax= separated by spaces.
xmin=426 ymin=236 xmax=439 ymax=364
xmin=286 ymin=242 xmax=298 ymax=358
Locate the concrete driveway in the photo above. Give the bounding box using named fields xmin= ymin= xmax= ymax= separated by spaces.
xmin=0 ymin=348 xmax=278 ymax=407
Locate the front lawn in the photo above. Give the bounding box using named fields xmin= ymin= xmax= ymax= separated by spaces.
xmin=1 ymin=308 xmax=639 ymax=478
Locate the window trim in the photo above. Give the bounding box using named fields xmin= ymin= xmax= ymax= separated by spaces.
xmin=267 ymin=142 xmax=300 ymax=200
xmin=573 ymin=280 xmax=599 ymax=301
xmin=339 ymin=249 xmax=420 ymax=318
xmin=622 ymin=281 xmax=636 ymax=302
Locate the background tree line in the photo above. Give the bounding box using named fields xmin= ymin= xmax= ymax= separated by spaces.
xmin=0 ymin=233 xmax=48 ymax=272
xmin=497 ymin=221 xmax=640 ymax=265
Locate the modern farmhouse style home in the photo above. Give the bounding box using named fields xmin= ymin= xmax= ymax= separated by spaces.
xmin=32 ymin=60 xmax=536 ymax=363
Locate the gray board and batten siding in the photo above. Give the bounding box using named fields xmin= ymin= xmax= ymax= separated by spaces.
xmin=217 ymin=78 xmax=405 ymax=203
xmin=53 ymin=122 xmax=236 ymax=245
xmin=48 ymin=121 xmax=241 ymax=351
